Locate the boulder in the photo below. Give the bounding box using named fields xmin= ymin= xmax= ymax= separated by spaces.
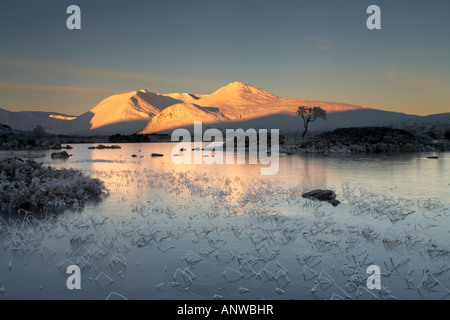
xmin=302 ymin=189 xmax=340 ymax=206
xmin=93 ymin=144 xmax=121 ymax=149
xmin=302 ymin=189 xmax=336 ymax=201
xmin=50 ymin=144 xmax=62 ymax=150
xmin=51 ymin=151 xmax=71 ymax=159
xmin=331 ymin=199 xmax=341 ymax=207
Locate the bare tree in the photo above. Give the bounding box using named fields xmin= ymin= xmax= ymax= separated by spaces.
xmin=296 ymin=106 xmax=327 ymax=138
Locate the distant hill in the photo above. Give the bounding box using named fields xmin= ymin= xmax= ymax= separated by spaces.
xmin=0 ymin=108 xmax=76 ymax=132
xmin=377 ymin=112 xmax=450 ymax=139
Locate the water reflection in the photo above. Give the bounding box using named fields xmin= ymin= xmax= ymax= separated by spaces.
xmin=28 ymin=143 xmax=449 ymax=204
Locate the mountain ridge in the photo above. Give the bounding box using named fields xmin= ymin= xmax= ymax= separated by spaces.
xmin=0 ymin=82 xmax=448 ymax=136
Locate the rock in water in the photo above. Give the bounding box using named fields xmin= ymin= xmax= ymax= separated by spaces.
xmin=51 ymin=151 xmax=70 ymax=159
xmin=302 ymin=189 xmax=336 ymax=201
xmin=331 ymin=199 xmax=341 ymax=207
xmin=302 ymin=189 xmax=340 ymax=206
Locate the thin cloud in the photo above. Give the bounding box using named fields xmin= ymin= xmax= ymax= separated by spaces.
xmin=0 ymin=82 xmax=118 ymax=94
xmin=304 ymin=35 xmax=332 ymax=51
xmin=0 ymin=57 xmax=176 ymax=85
xmin=387 ymin=69 xmax=436 ymax=88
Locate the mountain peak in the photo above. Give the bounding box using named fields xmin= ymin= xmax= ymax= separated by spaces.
xmin=226 ymin=81 xmax=251 ymax=87
xmin=208 ymin=82 xmax=279 ymax=100
xmin=223 ymin=81 xmax=265 ymax=91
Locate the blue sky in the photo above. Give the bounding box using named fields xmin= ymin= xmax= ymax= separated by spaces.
xmin=0 ymin=0 xmax=449 ymax=115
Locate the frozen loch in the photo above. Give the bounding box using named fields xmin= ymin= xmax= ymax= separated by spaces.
xmin=0 ymin=143 xmax=449 ymax=300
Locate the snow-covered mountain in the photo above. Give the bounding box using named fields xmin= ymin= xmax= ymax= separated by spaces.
xmin=193 ymin=82 xmax=362 ymax=117
xmin=378 ymin=112 xmax=450 ymax=138
xmin=0 ymin=108 xmax=77 ymax=132
xmin=1 ymin=82 xmax=448 ymax=136
xmin=143 ymin=103 xmax=229 ymax=133
xmin=69 ymin=89 xmax=186 ymax=135
xmin=139 ymin=82 xmax=367 ymax=134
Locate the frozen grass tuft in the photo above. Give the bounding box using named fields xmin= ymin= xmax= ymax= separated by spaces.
xmin=0 ymin=156 xmax=107 ymax=212
xmin=106 ymin=291 xmax=128 ymax=300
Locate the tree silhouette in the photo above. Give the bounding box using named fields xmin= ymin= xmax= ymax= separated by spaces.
xmin=296 ymin=106 xmax=327 ymax=138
